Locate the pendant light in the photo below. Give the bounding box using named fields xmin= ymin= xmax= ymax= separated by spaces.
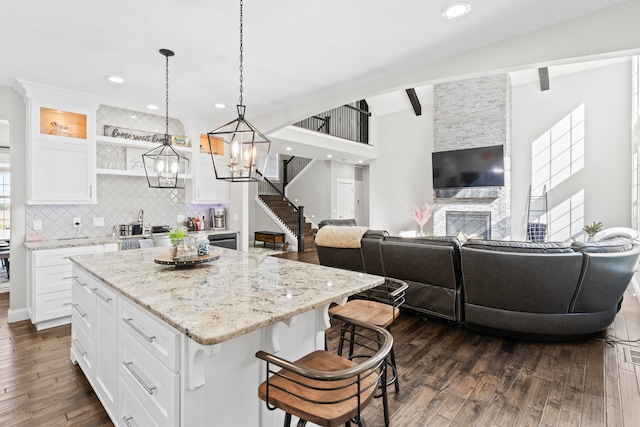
xmin=142 ymin=49 xmax=190 ymax=188
xmin=207 ymin=0 xmax=271 ymax=182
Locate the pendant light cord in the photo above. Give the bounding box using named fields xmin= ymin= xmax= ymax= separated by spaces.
xmin=239 ymin=0 xmax=244 ymax=107
xmin=165 ymin=52 xmax=170 ymax=138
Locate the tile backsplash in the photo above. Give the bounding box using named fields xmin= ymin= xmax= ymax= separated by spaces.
xmin=25 ymin=105 xmax=223 ymax=240
xmin=26 ymin=175 xmax=221 ymax=240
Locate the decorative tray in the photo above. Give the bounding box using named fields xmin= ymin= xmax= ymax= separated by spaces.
xmin=154 ymin=253 xmax=220 ymax=267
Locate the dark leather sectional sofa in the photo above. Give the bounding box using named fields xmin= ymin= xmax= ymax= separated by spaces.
xmin=315 ymin=223 xmax=640 ymax=339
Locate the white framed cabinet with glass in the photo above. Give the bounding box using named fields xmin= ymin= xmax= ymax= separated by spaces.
xmin=18 ymin=81 xmax=100 ymax=204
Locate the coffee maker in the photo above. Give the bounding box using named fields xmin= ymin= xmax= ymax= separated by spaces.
xmin=212 ymin=207 xmax=226 ymax=230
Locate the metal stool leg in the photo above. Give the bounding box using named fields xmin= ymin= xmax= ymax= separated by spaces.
xmin=389 ymin=344 xmax=400 ymax=393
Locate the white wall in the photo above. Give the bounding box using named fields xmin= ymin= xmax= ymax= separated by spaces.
xmin=369 ymin=104 xmax=434 ymax=235
xmin=286 ymin=160 xmax=331 ymax=225
xmin=0 ymin=85 xmax=27 ymax=320
xmin=511 ymin=61 xmax=632 ymax=240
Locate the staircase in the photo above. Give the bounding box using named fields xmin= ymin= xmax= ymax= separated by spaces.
xmin=258 ymin=195 xmax=316 ymax=252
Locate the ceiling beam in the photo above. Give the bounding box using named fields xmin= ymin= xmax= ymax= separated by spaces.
xmin=405 ymin=88 xmax=422 ymax=116
xmin=538 ymin=67 xmax=550 ymax=91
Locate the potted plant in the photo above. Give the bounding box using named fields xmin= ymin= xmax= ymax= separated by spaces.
xmin=169 ymin=228 xmax=186 ymax=258
xmin=583 ymin=221 xmax=603 ymax=241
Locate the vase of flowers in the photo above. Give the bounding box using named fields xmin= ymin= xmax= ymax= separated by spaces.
xmin=409 ymin=202 xmax=434 ymax=236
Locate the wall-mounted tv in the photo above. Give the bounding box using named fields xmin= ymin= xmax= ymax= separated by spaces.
xmin=432 ymin=145 xmax=504 ymax=189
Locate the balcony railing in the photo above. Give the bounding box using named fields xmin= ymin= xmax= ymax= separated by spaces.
xmin=293 ymin=100 xmax=370 ymax=144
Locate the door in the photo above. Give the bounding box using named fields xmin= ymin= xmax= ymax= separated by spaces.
xmin=336 ymin=179 xmax=354 ymax=219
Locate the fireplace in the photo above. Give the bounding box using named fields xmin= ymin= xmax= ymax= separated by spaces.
xmin=446 ymin=211 xmax=491 ymax=240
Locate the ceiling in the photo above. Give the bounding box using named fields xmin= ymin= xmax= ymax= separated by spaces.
xmin=0 ymin=0 xmax=628 ymax=133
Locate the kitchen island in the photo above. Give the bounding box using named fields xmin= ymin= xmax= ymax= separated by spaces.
xmin=69 ymin=246 xmax=384 ymax=427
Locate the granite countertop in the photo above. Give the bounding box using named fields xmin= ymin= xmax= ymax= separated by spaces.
xmin=70 ymin=246 xmax=383 ymax=346
xmin=24 ymin=229 xmax=239 ymax=251
xmin=24 ymin=236 xmax=121 ymax=250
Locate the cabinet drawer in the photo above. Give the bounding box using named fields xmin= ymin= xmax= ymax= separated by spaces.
xmin=119 ymin=328 xmax=178 ymax=427
xmin=119 ymin=378 xmax=160 ymax=427
xmin=34 ymin=290 xmax=72 ymax=322
xmin=34 ymin=264 xmax=74 ymax=294
xmin=119 ymin=298 xmax=180 ymax=372
xmin=71 ymin=324 xmax=93 ymax=376
xmin=72 ymin=280 xmax=95 ymax=335
xmin=72 ymin=267 xmax=97 ymax=299
xmin=34 ymin=245 xmax=101 ymax=267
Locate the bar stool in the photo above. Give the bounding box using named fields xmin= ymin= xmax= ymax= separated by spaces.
xmin=257 ymin=316 xmax=392 ymax=427
xmin=328 ymin=277 xmax=407 ymax=426
xmin=0 ymin=248 xmax=9 ymax=280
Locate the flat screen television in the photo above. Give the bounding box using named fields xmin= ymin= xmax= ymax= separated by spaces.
xmin=432 ymin=145 xmax=504 ymax=189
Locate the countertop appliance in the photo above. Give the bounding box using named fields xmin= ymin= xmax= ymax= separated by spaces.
xmin=212 ymin=207 xmax=226 ymax=230
xmin=208 ymin=231 xmax=237 ymax=250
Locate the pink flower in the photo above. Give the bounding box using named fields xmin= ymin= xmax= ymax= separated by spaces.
xmin=409 ymin=203 xmax=433 ymax=226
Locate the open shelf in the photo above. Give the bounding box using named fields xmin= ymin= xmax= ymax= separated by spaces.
xmin=96 ymin=135 xmax=191 ymax=153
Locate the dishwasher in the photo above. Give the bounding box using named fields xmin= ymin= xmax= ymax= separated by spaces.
xmin=208 ymin=232 xmax=237 ymax=250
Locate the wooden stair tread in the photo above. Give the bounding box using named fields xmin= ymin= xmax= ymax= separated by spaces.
xmin=258 ymin=350 xmax=377 ymax=427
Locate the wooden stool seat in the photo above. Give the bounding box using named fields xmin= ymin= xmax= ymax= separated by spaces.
xmin=329 ymin=299 xmax=399 ymax=329
xmin=257 ymin=318 xmax=392 ymax=427
xmin=258 ymin=350 xmax=376 ymax=427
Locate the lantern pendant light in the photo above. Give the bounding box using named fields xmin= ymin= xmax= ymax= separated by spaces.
xmin=142 ymin=49 xmax=190 ymax=188
xmin=207 ymin=0 xmax=271 ymax=182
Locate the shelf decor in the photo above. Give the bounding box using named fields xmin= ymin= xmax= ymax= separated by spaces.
xmin=40 ymin=107 xmax=87 ymax=139
xmin=207 ymin=0 xmax=270 ymax=183
xmin=104 ymin=125 xmax=168 ymax=143
xmin=142 ymin=49 xmax=190 ymax=189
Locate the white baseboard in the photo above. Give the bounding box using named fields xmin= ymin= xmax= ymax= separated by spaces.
xmin=7 ymin=307 xmax=29 ymax=323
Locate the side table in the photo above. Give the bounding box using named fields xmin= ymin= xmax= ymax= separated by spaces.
xmin=254 ymin=231 xmax=285 ymax=249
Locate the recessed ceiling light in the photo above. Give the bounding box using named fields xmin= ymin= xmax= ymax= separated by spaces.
xmin=442 ymin=2 xmax=471 ymax=20
xmin=326 ymin=154 xmax=333 ymax=158
xmin=131 ymin=115 xmax=138 ymax=119
xmin=285 ymin=147 xmax=292 ymax=151
xmin=108 ymin=76 xmax=124 ymax=83
xmin=358 ymin=160 xmax=364 ymax=164
xmin=146 ymin=104 xmax=159 ymax=110
xmin=214 ymin=103 xmax=226 ymax=109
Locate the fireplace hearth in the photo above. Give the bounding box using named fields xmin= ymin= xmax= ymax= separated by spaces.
xmin=446 ymin=211 xmax=491 ymax=240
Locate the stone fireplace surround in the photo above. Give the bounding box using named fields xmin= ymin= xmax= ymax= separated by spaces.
xmin=432 ymin=74 xmax=512 ymax=241
xmin=446 ymin=211 xmax=491 ymax=240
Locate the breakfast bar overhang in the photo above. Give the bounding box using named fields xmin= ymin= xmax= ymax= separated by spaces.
xmin=69 ymin=246 xmax=384 ymax=427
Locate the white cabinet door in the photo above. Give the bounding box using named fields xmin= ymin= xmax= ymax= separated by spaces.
xmin=92 ymin=280 xmax=118 ymax=418
xmin=186 ymin=155 xmax=229 ymax=203
xmin=29 ymin=138 xmax=96 ymax=204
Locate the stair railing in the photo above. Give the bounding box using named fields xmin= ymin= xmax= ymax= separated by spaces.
xmin=282 ymin=156 xmax=312 ymax=190
xmin=293 ymin=100 xmax=370 ymax=144
xmin=257 ymin=172 xmax=305 ymax=252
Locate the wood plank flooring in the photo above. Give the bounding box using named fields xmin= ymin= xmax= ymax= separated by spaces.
xmin=0 ymin=249 xmax=638 ymax=426
xmin=278 ymin=250 xmax=640 ymax=427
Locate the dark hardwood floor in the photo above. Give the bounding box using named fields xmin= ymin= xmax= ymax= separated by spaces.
xmin=278 ymin=249 xmax=640 ymax=427
xmin=0 ymin=249 xmax=638 ymax=426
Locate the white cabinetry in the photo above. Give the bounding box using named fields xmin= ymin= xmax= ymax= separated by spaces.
xmin=17 ymin=80 xmax=101 ymax=204
xmin=94 ymin=280 xmax=119 ymax=416
xmin=70 ymin=265 xmax=119 ymax=421
xmin=119 ymin=297 xmax=180 ymax=426
xmin=71 ymin=267 xmax=180 ymax=426
xmin=27 ymin=243 xmax=118 ymax=330
xmin=185 ymin=155 xmax=229 ymax=203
